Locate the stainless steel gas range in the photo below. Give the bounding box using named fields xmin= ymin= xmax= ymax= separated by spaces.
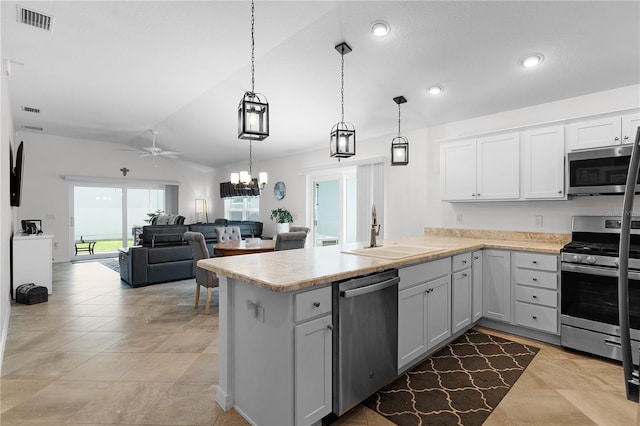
xmin=561 ymin=216 xmax=640 ymax=364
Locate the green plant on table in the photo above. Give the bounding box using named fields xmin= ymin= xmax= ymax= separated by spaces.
xmin=270 ymin=207 xmax=293 ymax=224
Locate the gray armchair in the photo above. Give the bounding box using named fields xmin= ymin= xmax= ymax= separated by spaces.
xmin=275 ymin=231 xmax=307 ymax=251
xmin=184 ymin=231 xmax=219 ymax=314
xmin=290 ymin=226 xmax=310 ymax=235
xmin=215 ymin=226 xmax=242 ymax=243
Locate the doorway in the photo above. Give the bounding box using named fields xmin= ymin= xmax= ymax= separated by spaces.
xmin=310 ymin=170 xmax=357 ymax=246
xmin=71 ymin=183 xmax=165 ymax=259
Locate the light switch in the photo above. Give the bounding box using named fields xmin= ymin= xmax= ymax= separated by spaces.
xmin=456 ymin=214 xmax=463 ymax=225
xmin=534 ymin=215 xmax=543 ymax=227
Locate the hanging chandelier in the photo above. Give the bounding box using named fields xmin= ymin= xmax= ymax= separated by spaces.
xmin=230 ymin=140 xmax=268 ymax=190
xmin=391 ymin=96 xmax=409 ymax=166
xmin=238 ymin=0 xmax=269 ymax=141
xmin=330 ymin=42 xmax=355 ymax=159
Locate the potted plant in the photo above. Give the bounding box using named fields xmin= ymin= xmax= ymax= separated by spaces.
xmin=144 ymin=209 xmax=164 ymax=224
xmin=270 ymin=207 xmax=293 ymax=234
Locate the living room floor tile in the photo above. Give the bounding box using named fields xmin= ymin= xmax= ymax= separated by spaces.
xmin=153 ymin=332 xmax=214 ymax=353
xmin=0 ymin=378 xmax=54 ymax=413
xmin=102 ymin=331 xmax=173 ymax=353
xmin=60 ymin=352 xmax=148 ymax=381
xmin=117 ymin=353 xmax=200 ymax=382
xmin=2 ymin=351 xmax=95 ymax=379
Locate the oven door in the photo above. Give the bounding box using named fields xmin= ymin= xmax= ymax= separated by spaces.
xmin=561 ymin=262 xmax=640 ymax=363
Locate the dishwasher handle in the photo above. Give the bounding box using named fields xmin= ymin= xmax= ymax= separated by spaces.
xmin=340 ymin=277 xmax=400 ymax=298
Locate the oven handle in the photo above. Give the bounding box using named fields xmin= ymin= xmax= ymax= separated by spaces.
xmin=561 ymin=263 xmax=640 ymax=281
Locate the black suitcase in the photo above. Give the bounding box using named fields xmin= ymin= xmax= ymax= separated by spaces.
xmin=16 ymin=283 xmax=48 ymax=305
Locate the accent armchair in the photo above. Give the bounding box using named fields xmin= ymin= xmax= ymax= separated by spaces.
xmin=183 ymin=231 xmax=219 ymax=314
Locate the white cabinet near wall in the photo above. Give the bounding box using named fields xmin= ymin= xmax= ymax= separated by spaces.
xmin=567 ymin=112 xmax=640 ymax=151
xmin=12 ymin=233 xmax=54 ymax=298
xmin=452 ymin=253 xmax=472 ymax=333
xmin=521 ymin=126 xmax=566 ymax=199
xmin=440 ymin=133 xmax=520 ymax=201
xmin=482 ymin=250 xmax=511 ymax=323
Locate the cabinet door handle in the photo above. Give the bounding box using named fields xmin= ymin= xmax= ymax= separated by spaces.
xmin=462 ymin=273 xmax=468 ymax=277
xmin=615 ymin=137 xmax=620 ymax=141
xmin=558 ymin=190 xmax=562 ymax=194
xmin=624 ymin=136 xmax=629 ymax=140
xmin=462 ymin=260 xmax=467 ymax=264
xmin=532 ymin=315 xmax=537 ymax=320
xmin=474 ymin=256 xmax=479 ymax=260
xmin=327 ymin=324 xmax=334 ymax=331
xmin=532 ymin=260 xmax=538 ymax=264
xmin=532 ymin=295 xmax=538 ymax=299
xmin=313 ymin=301 xmax=321 ymax=308
xmin=532 ymin=277 xmax=538 ymax=281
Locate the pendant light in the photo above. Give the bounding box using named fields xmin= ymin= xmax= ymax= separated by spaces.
xmin=330 ymin=42 xmax=355 ymax=159
xmin=391 ymin=96 xmax=409 ymax=166
xmin=230 ymin=140 xmax=268 ymax=190
xmin=238 ymin=0 xmax=269 ymax=141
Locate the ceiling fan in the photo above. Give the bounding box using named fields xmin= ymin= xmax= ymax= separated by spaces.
xmin=134 ymin=130 xmax=181 ymax=159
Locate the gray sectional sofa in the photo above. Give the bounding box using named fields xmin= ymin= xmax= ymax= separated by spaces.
xmin=118 ymin=219 xmax=264 ymax=287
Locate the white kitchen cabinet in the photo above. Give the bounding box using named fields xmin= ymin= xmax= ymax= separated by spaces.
xmin=482 ymin=250 xmax=511 ymax=323
xmin=294 ymin=314 xmax=333 ymax=425
xmin=472 ymin=250 xmax=483 ymax=322
xmin=521 ymin=126 xmax=566 ymax=199
xmin=452 ymin=253 xmax=472 ymax=333
xmin=12 ymin=233 xmax=54 ymax=297
xmin=513 ymin=252 xmax=559 ymax=335
xmin=398 ymin=259 xmax=451 ymax=370
xmin=440 ymin=133 xmax=519 ymax=201
xmin=567 ymin=112 xmax=640 ymax=151
xmin=440 ymin=139 xmax=476 ymax=201
xmin=476 ymin=132 xmax=520 ymax=200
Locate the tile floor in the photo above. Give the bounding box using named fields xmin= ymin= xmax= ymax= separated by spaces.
xmin=0 ymin=260 xmax=637 ymax=425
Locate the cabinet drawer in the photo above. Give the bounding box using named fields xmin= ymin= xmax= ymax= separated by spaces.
xmin=295 ymin=286 xmax=332 ymax=322
xmin=452 ymin=252 xmax=472 ymax=272
xmin=515 ymin=285 xmax=557 ymax=308
xmin=515 ymin=302 xmax=558 ymax=334
xmin=515 ymin=252 xmax=557 ymax=272
xmin=399 ymin=258 xmax=450 ymax=290
xmin=515 ymin=268 xmax=557 ymax=290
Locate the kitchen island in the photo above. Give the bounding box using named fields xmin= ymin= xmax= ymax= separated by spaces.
xmin=198 ymin=231 xmax=568 ymax=425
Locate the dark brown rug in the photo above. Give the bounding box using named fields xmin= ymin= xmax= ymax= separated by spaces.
xmin=364 ymin=329 xmax=539 ymax=426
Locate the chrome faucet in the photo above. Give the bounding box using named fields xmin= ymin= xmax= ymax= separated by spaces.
xmin=370 ymin=204 xmax=381 ymax=248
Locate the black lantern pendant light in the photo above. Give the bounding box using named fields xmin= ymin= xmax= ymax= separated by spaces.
xmin=391 ymin=96 xmax=409 ymax=166
xmin=238 ymin=0 xmax=269 ymax=141
xmin=330 ymin=42 xmax=355 ymax=159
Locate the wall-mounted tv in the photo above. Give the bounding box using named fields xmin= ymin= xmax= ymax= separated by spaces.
xmin=10 ymin=141 xmax=23 ymax=207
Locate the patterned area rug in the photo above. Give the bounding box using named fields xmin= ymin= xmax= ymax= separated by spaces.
xmin=364 ymin=329 xmax=539 ymax=426
xmin=97 ymin=258 xmax=120 ymax=274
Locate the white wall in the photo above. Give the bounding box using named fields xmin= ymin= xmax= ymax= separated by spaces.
xmin=15 ymin=131 xmax=217 ymax=262
xmin=427 ymin=85 xmax=640 ymax=233
xmin=1 ymin=46 xmax=16 ymax=372
xmin=214 ymin=126 xmax=429 ymax=240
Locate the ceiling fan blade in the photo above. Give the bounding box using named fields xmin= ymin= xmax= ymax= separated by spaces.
xmin=142 ymin=146 xmax=156 ymax=153
xmin=160 ymin=153 xmax=180 ymax=159
xmin=160 ymin=151 xmax=181 ymax=156
xmin=139 ymin=153 xmax=153 ymax=157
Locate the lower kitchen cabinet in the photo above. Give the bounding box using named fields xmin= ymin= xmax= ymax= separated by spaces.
xmin=294 ymin=314 xmax=333 ymax=425
xmin=398 ymin=273 xmax=451 ymax=370
xmin=472 ymin=250 xmax=483 ymax=322
xmin=483 ymin=250 xmax=511 ymax=323
xmin=452 ymin=253 xmax=472 ymax=333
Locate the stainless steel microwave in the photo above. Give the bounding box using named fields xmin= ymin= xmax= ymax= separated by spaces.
xmin=567 ymin=144 xmax=640 ymax=195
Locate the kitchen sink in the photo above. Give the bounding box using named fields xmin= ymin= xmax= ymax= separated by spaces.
xmin=345 ymin=244 xmax=445 ymax=260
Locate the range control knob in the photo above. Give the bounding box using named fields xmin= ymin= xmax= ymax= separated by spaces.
xmin=571 ymin=254 xmax=583 ymax=263
xmin=586 ymin=256 xmax=597 ymax=265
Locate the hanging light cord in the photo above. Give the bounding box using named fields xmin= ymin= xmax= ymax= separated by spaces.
xmin=249 ymin=141 xmax=253 ymax=176
xmin=397 ymin=103 xmax=402 ymax=136
xmin=250 ymin=0 xmax=255 ymax=93
xmin=340 ymin=51 xmax=345 ymax=123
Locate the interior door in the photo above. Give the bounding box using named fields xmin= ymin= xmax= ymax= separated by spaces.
xmin=313 ymin=178 xmax=340 ymax=247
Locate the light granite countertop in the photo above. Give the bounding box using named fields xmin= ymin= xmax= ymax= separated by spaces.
xmin=197 ymin=230 xmax=570 ymax=292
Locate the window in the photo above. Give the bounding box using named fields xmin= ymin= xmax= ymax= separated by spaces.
xmin=224 ymin=197 xmax=260 ymax=221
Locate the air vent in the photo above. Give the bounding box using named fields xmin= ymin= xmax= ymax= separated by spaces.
xmin=23 ymin=125 xmax=43 ymax=131
xmin=17 ymin=5 xmax=54 ymax=31
xmin=22 ymin=106 xmax=40 ymax=114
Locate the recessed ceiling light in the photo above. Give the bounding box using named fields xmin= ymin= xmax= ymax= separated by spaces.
xmin=522 ymin=53 xmax=545 ymax=68
xmin=426 ymin=85 xmax=444 ymax=95
xmin=371 ymin=21 xmax=390 ymax=37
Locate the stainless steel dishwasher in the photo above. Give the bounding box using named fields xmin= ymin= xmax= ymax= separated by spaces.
xmin=332 ymin=269 xmax=399 ymax=416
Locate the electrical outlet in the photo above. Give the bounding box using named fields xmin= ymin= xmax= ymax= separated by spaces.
xmin=456 ymin=214 xmax=463 ymax=225
xmin=534 ymin=215 xmax=543 ymax=227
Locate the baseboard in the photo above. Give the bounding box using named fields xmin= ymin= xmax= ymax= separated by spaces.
xmin=215 ymin=387 xmax=234 ymax=411
xmin=477 ymin=318 xmax=561 ymax=346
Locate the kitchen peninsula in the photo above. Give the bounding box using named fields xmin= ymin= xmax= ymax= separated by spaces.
xmin=198 ymin=231 xmax=568 ymax=426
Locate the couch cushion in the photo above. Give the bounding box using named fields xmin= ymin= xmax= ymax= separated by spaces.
xmin=188 ymin=224 xmax=220 ymax=241
xmin=147 ymin=245 xmax=193 ymax=264
xmin=140 ymin=225 xmax=188 ymax=247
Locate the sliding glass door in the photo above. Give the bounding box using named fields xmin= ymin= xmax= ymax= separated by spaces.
xmin=71 ymin=183 xmax=164 ymax=259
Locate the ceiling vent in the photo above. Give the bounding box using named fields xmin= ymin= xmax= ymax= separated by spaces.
xmin=17 ymin=5 xmax=54 ymax=32
xmin=22 ymin=106 xmax=40 ymax=114
xmin=23 ymin=125 xmax=43 ymax=131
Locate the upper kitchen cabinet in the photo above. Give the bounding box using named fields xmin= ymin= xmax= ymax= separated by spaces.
xmin=440 ymin=139 xmax=477 ymax=201
xmin=521 ymin=126 xmax=566 ymax=199
xmin=566 ymin=112 xmax=640 ymax=151
xmin=440 ymin=133 xmax=519 ymax=201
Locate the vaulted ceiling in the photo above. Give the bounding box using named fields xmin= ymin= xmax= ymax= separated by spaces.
xmin=3 ymin=1 xmax=639 ymax=167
